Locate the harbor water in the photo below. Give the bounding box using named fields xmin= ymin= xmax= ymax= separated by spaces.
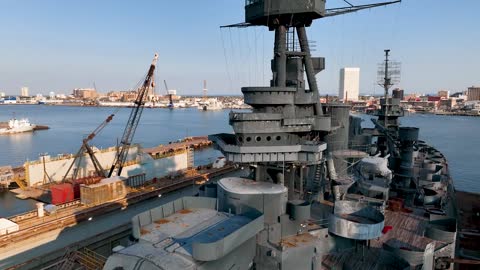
xmin=0 ymin=105 xmax=479 ymax=217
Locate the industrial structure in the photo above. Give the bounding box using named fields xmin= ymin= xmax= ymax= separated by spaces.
xmin=20 ymin=145 xmax=190 ymax=187
xmin=11 ymin=54 xmax=191 ymax=203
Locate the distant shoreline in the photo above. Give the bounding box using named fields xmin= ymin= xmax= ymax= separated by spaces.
xmin=417 ymin=111 xmax=480 ymax=117
xmin=0 ymin=103 xmax=248 ymax=109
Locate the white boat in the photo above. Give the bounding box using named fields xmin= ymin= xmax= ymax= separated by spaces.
xmin=0 ymin=118 xmax=36 ymax=134
xmin=198 ymin=98 xmax=223 ymax=111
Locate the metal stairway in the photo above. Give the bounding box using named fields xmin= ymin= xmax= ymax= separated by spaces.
xmin=74 ymin=247 xmax=107 ymax=270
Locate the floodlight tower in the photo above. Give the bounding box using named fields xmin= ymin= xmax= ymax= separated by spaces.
xmin=211 ymin=0 xmax=401 ymax=201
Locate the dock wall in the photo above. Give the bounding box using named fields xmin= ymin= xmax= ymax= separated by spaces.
xmin=24 ymin=146 xmax=188 ymax=186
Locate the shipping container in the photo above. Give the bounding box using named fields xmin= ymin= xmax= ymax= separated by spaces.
xmin=70 ymin=176 xmax=102 ymax=199
xmin=50 ymin=183 xmax=74 ymax=205
xmin=80 ymin=176 xmax=127 ymax=206
xmin=126 ymin=173 xmax=146 ymax=187
xmin=0 ymin=218 xmax=19 ymax=235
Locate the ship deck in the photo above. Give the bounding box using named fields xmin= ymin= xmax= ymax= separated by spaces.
xmin=320 ymin=142 xmax=459 ymax=269
xmin=322 ymin=247 xmax=409 ymax=270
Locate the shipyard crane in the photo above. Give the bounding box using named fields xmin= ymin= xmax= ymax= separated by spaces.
xmin=164 ymin=80 xmax=174 ymax=108
xmin=62 ymin=114 xmax=114 ymax=181
xmin=108 ymin=53 xmax=159 ymax=177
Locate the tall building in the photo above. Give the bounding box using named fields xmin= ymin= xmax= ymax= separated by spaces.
xmin=339 ymin=67 xmax=360 ymax=101
xmin=20 ymin=87 xmax=29 ymax=97
xmin=467 ymin=86 xmax=480 ymax=101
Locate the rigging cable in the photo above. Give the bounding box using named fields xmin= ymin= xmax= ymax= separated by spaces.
xmin=220 ymin=28 xmax=234 ymax=92
xmin=228 ymin=28 xmax=239 ymax=84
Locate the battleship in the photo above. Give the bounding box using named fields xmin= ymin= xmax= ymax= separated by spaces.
xmin=99 ymin=1 xmax=469 ymax=270
xmin=2 ymin=1 xmax=478 ymax=269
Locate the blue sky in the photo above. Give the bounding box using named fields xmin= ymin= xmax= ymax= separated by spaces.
xmin=0 ymin=0 xmax=479 ymax=96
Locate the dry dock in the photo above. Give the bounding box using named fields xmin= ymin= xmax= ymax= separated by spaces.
xmin=0 ymin=165 xmax=241 ymax=269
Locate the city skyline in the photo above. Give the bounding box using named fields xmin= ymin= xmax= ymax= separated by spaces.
xmin=1 ymin=0 xmax=479 ymax=96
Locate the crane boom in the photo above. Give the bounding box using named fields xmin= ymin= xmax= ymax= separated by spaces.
xmin=324 ymin=1 xmax=401 ymax=17
xmin=163 ymin=80 xmax=168 ymax=92
xmin=62 ymin=114 xmax=114 ymax=182
xmin=108 ymin=53 xmax=159 ymax=177
xmin=164 ymin=80 xmax=174 ymax=108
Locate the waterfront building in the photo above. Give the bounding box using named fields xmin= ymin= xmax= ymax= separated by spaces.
xmin=0 ymin=96 xmax=17 ymax=104
xmin=73 ymin=88 xmax=97 ymax=99
xmin=438 ymin=90 xmax=450 ymax=99
xmin=467 ymin=86 xmax=480 ymax=101
xmin=438 ymin=98 xmax=456 ymax=111
xmin=339 ymin=67 xmax=360 ymax=102
xmin=120 ymin=91 xmax=138 ymax=102
xmin=20 ymin=87 xmax=29 ymax=97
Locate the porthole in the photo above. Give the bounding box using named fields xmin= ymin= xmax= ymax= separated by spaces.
xmin=246 ymin=137 xmax=252 ymax=142
xmin=266 ymin=136 xmax=271 ymax=141
xmin=256 ymin=136 xmax=261 ymax=142
xmin=238 ymin=136 xmax=243 ymax=142
xmin=276 ymin=136 xmax=281 ymax=141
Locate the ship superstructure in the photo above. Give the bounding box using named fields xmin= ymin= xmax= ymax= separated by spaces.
xmin=101 ymin=1 xmax=462 ymax=270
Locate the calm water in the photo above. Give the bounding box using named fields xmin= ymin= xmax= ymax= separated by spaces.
xmin=0 ymin=105 xmax=479 ymax=216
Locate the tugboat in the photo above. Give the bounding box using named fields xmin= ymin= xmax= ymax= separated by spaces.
xmin=0 ymin=118 xmax=36 ymax=135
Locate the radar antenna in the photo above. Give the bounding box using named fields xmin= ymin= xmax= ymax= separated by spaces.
xmin=377 ymin=49 xmax=401 ymax=99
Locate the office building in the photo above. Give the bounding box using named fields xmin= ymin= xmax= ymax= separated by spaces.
xmin=467 ymin=86 xmax=480 ymax=101
xmin=20 ymin=87 xmax=29 ymax=97
xmin=339 ymin=67 xmax=360 ymax=101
